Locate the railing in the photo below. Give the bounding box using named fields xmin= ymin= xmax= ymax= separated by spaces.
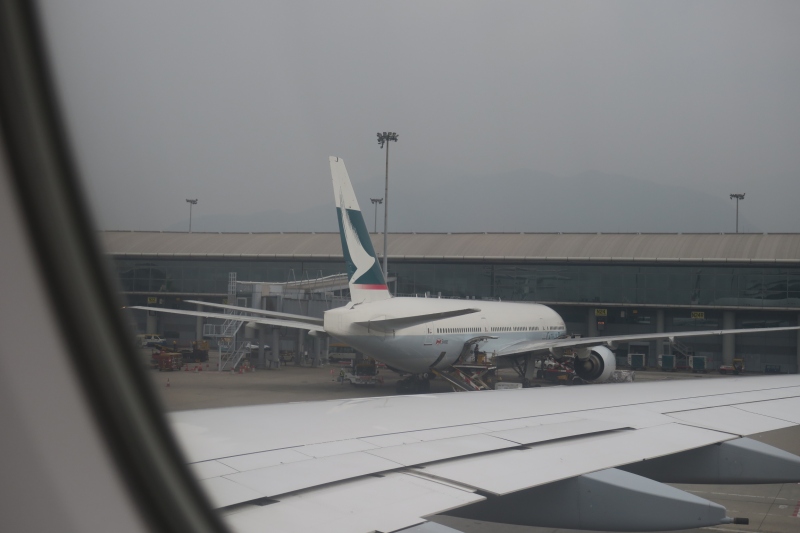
xmin=219 ymin=341 xmax=251 ymax=372
xmin=671 ymin=339 xmax=693 ymax=356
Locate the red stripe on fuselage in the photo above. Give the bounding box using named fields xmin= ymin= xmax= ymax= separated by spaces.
xmin=353 ymin=284 xmax=389 ymax=290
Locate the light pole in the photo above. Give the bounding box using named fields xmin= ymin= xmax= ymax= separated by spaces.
xmin=370 ymin=198 xmax=383 ymax=233
xmin=376 ymin=131 xmax=398 ymax=279
xmin=186 ymin=198 xmax=198 ymax=233
xmin=729 ymin=193 xmax=745 ymax=233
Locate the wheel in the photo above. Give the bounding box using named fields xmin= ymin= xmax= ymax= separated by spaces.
xmin=421 ymin=372 xmax=430 ymax=380
xmin=419 ymin=379 xmax=431 ymax=393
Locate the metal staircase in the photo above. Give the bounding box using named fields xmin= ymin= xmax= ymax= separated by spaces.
xmin=220 ymin=341 xmax=251 ymax=372
xmin=195 ymin=272 xmax=250 ymax=371
xmin=670 ymin=339 xmax=694 ymax=370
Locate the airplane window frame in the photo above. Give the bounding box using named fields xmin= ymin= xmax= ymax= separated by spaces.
xmin=0 ymin=3 xmax=226 ymax=532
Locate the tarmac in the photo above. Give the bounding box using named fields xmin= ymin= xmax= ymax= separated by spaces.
xmin=144 ymin=348 xmax=800 ymax=533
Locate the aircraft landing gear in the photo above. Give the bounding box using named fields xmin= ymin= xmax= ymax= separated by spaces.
xmin=395 ymin=375 xmax=431 ymax=394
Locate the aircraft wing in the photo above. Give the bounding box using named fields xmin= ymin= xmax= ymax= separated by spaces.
xmin=173 ymin=375 xmax=800 ymax=533
xmin=184 ymin=300 xmax=324 ymax=325
xmin=496 ymin=325 xmax=800 ymax=358
xmin=354 ymin=308 xmax=481 ymax=332
xmin=128 ymin=306 xmax=326 ymax=332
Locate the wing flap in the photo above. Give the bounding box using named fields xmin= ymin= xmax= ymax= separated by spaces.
xmin=222 ymin=472 xmax=484 ymax=533
xmin=221 ymin=451 xmax=403 ymax=499
xmin=200 ymin=477 xmax=264 ymax=509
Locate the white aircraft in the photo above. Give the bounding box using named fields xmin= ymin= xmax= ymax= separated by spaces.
xmin=134 ymin=157 xmax=800 ymax=394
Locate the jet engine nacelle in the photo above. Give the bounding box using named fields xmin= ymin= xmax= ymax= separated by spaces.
xmin=574 ymin=345 xmax=616 ymax=382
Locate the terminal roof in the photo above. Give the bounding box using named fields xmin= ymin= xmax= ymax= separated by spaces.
xmin=99 ymin=231 xmax=800 ymax=265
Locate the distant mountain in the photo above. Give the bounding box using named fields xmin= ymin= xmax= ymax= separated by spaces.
xmin=167 ymin=169 xmax=797 ymax=233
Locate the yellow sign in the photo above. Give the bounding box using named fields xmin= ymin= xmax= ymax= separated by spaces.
xmin=691 ymin=311 xmax=705 ymax=319
xmin=595 ymin=309 xmax=607 ymax=316
xmin=147 ymin=296 xmax=157 ymax=304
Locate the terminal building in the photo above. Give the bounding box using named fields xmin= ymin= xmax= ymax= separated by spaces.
xmin=103 ymin=231 xmax=800 ymax=374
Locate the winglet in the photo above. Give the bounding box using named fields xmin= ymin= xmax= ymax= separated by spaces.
xmin=330 ymin=156 xmax=391 ymax=303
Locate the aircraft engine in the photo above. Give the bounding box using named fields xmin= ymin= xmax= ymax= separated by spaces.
xmin=574 ymin=346 xmax=616 ymax=382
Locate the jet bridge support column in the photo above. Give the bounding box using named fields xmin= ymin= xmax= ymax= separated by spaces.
xmin=195 ymin=303 xmax=203 ymax=341
xmin=257 ymin=325 xmax=267 ymax=369
xmin=296 ymin=329 xmax=304 ymax=366
xmin=146 ymin=309 xmax=157 ymax=334
xmin=656 ymin=309 xmax=665 ymax=357
xmin=270 ymin=328 xmax=281 ymax=369
xmin=722 ymin=311 xmax=735 ymax=367
xmin=587 ymin=308 xmax=598 ymax=337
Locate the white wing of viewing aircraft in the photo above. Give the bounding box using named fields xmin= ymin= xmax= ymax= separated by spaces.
xmin=127 ymin=158 xmax=800 ymax=533
xmin=172 ymin=376 xmax=800 ymax=533
xmin=134 ymin=157 xmax=800 ymax=393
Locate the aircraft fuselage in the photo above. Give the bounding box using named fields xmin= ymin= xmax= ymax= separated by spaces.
xmin=323 ymin=297 xmax=566 ymax=374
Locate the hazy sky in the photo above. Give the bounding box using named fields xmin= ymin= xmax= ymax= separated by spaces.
xmin=38 ymin=1 xmax=800 ymax=232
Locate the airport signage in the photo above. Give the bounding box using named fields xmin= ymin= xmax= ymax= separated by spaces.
xmin=595 ymin=309 xmax=607 ymax=317
xmin=147 ymin=296 xmax=157 ymax=304
xmin=691 ymin=311 xmax=705 ymax=319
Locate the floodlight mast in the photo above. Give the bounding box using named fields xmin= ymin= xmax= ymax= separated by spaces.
xmin=729 ymin=193 xmax=745 ymax=233
xmin=377 ymin=132 xmax=398 ymax=281
xmin=370 ymin=197 xmax=383 ymax=233
xmin=185 ymin=198 xmax=198 ymax=233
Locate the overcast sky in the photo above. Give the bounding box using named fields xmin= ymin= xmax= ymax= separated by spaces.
xmin=38 ymin=1 xmax=800 ymax=233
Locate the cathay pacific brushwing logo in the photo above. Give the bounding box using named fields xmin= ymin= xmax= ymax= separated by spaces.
xmin=340 ymin=191 xmax=376 ymax=284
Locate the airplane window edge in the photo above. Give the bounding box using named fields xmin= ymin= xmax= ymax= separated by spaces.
xmin=0 ymin=3 xmax=227 ymax=533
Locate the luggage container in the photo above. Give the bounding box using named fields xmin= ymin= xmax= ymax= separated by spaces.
xmin=627 ymin=353 xmax=646 ymax=370
xmin=688 ymin=355 xmax=707 ymax=373
xmin=658 ymin=354 xmax=676 ymax=371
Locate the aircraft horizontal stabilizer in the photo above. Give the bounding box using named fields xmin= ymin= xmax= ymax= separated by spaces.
xmin=128 ymin=306 xmax=326 ymax=332
xmin=184 ymin=300 xmax=324 ymax=325
xmin=355 ymin=308 xmax=481 ymax=332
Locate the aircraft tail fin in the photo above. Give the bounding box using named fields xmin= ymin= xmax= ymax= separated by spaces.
xmin=330 ymin=156 xmax=391 ymax=303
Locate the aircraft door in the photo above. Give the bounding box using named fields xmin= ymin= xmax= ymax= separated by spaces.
xmin=423 ymin=323 xmax=434 ymax=346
